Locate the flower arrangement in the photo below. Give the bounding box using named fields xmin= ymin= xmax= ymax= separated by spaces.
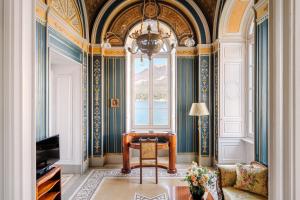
xmin=185 ymin=162 xmax=217 ymax=200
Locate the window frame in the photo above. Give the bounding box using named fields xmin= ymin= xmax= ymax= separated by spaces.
xmin=246 ymin=19 xmax=255 ymax=139
xmin=130 ymin=49 xmax=172 ymax=131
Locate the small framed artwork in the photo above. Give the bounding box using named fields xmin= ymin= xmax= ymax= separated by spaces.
xmin=111 ymin=98 xmax=120 ymax=108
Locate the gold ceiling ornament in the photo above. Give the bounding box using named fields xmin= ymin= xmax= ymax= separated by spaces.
xmin=47 ymin=0 xmax=83 ymax=36
xmin=103 ymin=0 xmax=175 ymax=59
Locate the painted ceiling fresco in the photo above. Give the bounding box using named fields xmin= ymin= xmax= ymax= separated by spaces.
xmin=84 ymin=0 xmax=218 ymax=34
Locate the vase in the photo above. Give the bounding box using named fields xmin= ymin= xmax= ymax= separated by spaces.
xmin=190 ymin=189 xmax=205 ymax=200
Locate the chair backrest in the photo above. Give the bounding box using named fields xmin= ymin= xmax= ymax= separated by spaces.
xmin=139 ymin=138 xmax=158 ymax=160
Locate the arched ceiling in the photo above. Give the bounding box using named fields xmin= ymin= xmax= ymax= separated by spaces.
xmin=84 ymin=0 xmax=218 ymax=37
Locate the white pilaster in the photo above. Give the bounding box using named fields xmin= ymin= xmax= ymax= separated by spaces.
xmin=269 ymin=0 xmax=300 ymax=199
xmin=1 ymin=0 xmax=35 ymax=199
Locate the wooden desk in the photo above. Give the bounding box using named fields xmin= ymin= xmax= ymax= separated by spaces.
xmin=121 ymin=132 xmax=177 ymax=174
xmin=172 ymin=186 xmax=214 ymax=200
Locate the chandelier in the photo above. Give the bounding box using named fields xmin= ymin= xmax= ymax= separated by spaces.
xmin=102 ymin=0 xmax=196 ymax=58
xmin=127 ymin=0 xmax=171 ymax=59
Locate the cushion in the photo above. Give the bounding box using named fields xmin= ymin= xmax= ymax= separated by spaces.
xmin=217 ymin=165 xmax=237 ymax=187
xmin=223 ymin=187 xmax=267 ymax=200
xmin=234 ymin=163 xmax=268 ymax=197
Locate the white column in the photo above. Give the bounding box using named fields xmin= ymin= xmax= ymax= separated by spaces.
xmin=0 ymin=0 xmax=4 ymax=199
xmin=1 ymin=0 xmax=35 ymax=199
xmin=269 ymin=0 xmax=300 ymax=199
xmin=295 ymin=1 xmax=300 ymax=199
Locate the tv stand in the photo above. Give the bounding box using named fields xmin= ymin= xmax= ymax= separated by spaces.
xmin=36 ymin=165 xmax=61 ymax=200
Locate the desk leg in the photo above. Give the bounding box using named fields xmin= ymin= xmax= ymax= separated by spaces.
xmin=168 ymin=135 xmax=177 ymax=174
xmin=121 ymin=135 xmax=131 ymax=174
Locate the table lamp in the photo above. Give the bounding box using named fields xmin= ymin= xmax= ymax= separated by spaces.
xmin=189 ymin=103 xmax=209 ymax=165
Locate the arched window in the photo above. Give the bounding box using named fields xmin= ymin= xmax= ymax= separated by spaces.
xmin=246 ymin=19 xmax=255 ymax=138
xmin=126 ymin=22 xmax=176 ymax=131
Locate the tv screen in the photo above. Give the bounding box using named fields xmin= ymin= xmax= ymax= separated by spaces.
xmin=36 ymin=135 xmax=60 ymax=178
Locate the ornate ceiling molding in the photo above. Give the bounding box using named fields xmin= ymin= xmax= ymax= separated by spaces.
xmin=47 ymin=0 xmax=83 ymax=36
xmin=91 ymin=0 xmax=211 ymax=45
xmin=106 ymin=2 xmax=195 ymax=46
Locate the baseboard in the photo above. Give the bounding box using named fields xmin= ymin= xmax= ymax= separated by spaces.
xmin=176 ymin=153 xmax=197 ymax=164
xmin=60 ymin=164 xmax=82 ymax=174
xmin=89 ymin=156 xmax=105 ymax=167
xmin=104 ymin=153 xmax=123 ymax=164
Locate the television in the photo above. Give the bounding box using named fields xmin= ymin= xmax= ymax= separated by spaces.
xmin=36 ymin=135 xmax=60 ymax=179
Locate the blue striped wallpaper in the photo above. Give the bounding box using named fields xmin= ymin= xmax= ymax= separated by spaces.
xmin=177 ymin=57 xmax=198 ymax=153
xmin=255 ymin=19 xmax=269 ymax=166
xmin=36 ymin=21 xmax=47 ymax=141
xmin=103 ymin=57 xmax=126 ymax=153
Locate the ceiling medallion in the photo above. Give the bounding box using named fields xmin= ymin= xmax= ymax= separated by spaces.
xmin=102 ymin=0 xmax=196 ymax=58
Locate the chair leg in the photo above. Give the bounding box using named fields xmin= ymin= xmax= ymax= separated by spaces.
xmin=156 ymin=167 xmax=158 ymax=184
xmin=140 ymin=165 xmax=142 ymax=184
xmin=156 ymin=160 xmax=158 ymax=184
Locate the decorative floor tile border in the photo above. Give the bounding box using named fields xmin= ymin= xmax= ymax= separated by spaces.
xmin=70 ymin=168 xmax=187 ymax=200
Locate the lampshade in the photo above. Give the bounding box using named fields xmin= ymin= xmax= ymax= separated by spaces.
xmin=189 ymin=103 xmax=209 ymax=116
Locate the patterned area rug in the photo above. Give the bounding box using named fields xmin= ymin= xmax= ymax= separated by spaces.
xmin=70 ymin=168 xmax=187 ymax=200
xmin=134 ymin=193 xmax=168 ymax=200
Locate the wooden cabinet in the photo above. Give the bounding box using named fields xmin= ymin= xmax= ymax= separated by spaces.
xmin=36 ymin=166 xmax=61 ymax=200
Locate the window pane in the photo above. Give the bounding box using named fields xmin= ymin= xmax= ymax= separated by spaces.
xmin=134 ymin=58 xmax=149 ymax=125
xmin=153 ymin=58 xmax=169 ymax=125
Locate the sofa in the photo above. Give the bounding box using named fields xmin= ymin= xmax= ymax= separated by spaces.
xmin=216 ymin=162 xmax=268 ymax=200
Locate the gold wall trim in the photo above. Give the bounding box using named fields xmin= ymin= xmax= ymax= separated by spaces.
xmin=90 ymin=45 xmax=102 ymax=55
xmin=90 ymin=46 xmax=126 ymax=56
xmin=36 ymin=2 xmax=47 ymax=24
xmin=176 ymin=47 xmax=198 ymax=57
xmin=254 ymin=0 xmax=269 ymax=23
xmin=103 ymin=48 xmax=126 ymax=57
xmin=197 ymin=44 xmax=212 ymax=55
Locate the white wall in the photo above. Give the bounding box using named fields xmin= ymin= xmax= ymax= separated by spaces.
xmin=50 ymin=62 xmax=83 ymax=174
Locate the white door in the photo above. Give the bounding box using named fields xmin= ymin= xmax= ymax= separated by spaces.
xmin=50 ymin=59 xmax=83 ymax=173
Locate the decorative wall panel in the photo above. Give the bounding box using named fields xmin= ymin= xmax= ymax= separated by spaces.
xmin=92 ymin=56 xmax=102 ymax=156
xmin=83 ymin=52 xmax=88 ymax=160
xmin=213 ymin=50 xmax=219 ymax=161
xmin=177 ymin=57 xmax=198 ymax=153
xmin=199 ymin=55 xmax=210 ymax=156
xmin=219 ymin=43 xmax=244 ymax=138
xmin=103 ymin=57 xmax=126 ymax=153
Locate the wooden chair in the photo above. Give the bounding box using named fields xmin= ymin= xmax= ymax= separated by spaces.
xmin=139 ymin=137 xmax=158 ymax=184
